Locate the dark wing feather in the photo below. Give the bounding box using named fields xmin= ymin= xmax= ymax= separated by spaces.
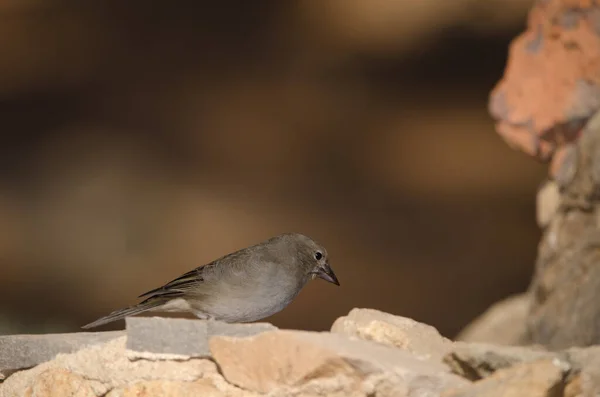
xmin=138 ymin=263 xmax=212 ymax=299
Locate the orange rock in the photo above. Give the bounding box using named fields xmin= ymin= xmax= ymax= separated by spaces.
xmin=490 ymin=0 xmax=600 ymax=176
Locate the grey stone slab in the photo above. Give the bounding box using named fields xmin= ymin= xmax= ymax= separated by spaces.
xmin=0 ymin=330 xmax=124 ymax=380
xmin=124 ymin=316 xmax=277 ymax=360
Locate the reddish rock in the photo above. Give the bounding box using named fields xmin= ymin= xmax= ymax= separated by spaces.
xmin=490 ymin=0 xmax=600 ymax=176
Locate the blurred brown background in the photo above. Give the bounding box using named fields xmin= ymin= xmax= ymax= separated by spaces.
xmin=0 ymin=0 xmax=544 ymax=337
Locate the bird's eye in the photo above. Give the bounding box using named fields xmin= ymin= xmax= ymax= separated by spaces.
xmin=315 ymin=251 xmax=323 ymax=260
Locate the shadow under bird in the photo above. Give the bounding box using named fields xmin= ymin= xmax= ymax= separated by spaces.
xmin=82 ymin=233 xmax=340 ymax=329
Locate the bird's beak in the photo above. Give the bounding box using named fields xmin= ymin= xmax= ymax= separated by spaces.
xmin=316 ymin=263 xmax=340 ymax=286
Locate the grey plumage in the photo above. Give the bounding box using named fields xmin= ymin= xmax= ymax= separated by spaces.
xmin=82 ymin=233 xmax=339 ymax=329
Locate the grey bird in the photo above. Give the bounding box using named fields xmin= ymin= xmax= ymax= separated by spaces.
xmin=82 ymin=233 xmax=339 ymax=329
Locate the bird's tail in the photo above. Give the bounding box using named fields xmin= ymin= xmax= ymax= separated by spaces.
xmin=81 ymin=300 xmax=164 ymax=329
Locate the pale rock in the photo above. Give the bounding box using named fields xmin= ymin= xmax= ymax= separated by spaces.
xmin=24 ymin=368 xmax=96 ymax=397
xmin=209 ymin=329 xmax=468 ymax=396
xmin=442 ymin=358 xmax=570 ymax=397
xmin=105 ymin=378 xmax=248 ymax=397
xmin=564 ymin=375 xmax=582 ymax=397
xmin=444 ymin=342 xmax=553 ymax=380
xmin=536 ymin=180 xmax=560 ymax=228
xmin=0 ymin=337 xmax=236 ymax=397
xmin=331 ymin=308 xmax=452 ymax=361
xmin=564 ymin=346 xmax=600 ymax=397
xmin=455 ymin=293 xmax=530 ymax=346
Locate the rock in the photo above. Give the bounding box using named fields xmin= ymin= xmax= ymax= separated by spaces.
xmin=331 ymin=308 xmax=452 ymax=361
xmin=444 ymin=343 xmax=600 ymax=395
xmin=444 ymin=342 xmax=554 ymax=381
xmin=124 ymin=317 xmax=276 ymax=360
xmin=564 ymin=346 xmax=600 ymax=397
xmin=209 ymin=329 xmax=468 ymax=396
xmin=331 ymin=308 xmax=453 ymax=363
xmin=443 ymin=358 xmax=570 ymax=397
xmin=105 ymin=378 xmax=235 ymax=397
xmin=554 ymin=144 xmax=578 ymax=191
xmin=455 ymin=293 xmax=530 ymax=346
xmin=24 ymin=368 xmax=96 ymax=397
xmin=527 ymin=113 xmax=600 ymax=349
xmin=0 ymin=337 xmax=241 ymax=397
xmin=487 ymin=0 xmax=600 ymax=352
xmin=564 ymin=375 xmax=582 ymax=397
xmin=537 ymin=180 xmax=560 ymax=229
xmin=0 ymin=330 xmax=124 ymax=380
xmin=7 ymin=309 xmax=600 ymax=397
xmin=489 ymin=0 xmax=600 ymax=177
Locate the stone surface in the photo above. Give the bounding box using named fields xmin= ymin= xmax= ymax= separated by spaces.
xmin=4 ymin=310 xmax=600 ymax=397
xmin=0 ymin=330 xmax=124 ymax=380
xmin=0 ymin=337 xmax=242 ymax=397
xmin=564 ymin=374 xmax=582 ymax=397
xmin=209 ymin=329 xmax=468 ymax=396
xmin=443 ymin=358 xmax=569 ymax=397
xmin=527 ymin=111 xmax=600 ymax=349
xmin=125 ymin=317 xmax=276 ymax=360
xmin=331 ymin=308 xmax=452 ymax=361
xmin=455 ymin=293 xmax=530 ymax=346
xmin=537 ymin=180 xmax=560 ymax=229
xmin=105 ymin=378 xmax=232 ymax=397
xmin=489 ymin=0 xmax=600 ymax=177
xmin=564 ymin=346 xmax=600 ymax=397
xmin=444 ymin=342 xmax=554 ymax=381
xmin=23 ymin=368 xmax=96 ymax=397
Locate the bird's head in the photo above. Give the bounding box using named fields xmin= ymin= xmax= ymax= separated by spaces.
xmin=284 ymin=233 xmax=340 ymax=286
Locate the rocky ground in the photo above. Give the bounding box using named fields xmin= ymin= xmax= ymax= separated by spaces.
xmin=0 ymin=307 xmax=598 ymax=397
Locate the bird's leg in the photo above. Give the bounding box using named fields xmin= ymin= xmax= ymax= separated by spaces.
xmin=191 ymin=309 xmax=214 ymax=322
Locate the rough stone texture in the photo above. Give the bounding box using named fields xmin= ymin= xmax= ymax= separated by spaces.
xmin=489 ymin=0 xmax=600 ymax=177
xmin=487 ymin=0 xmax=600 ymax=352
xmin=442 ymin=359 xmax=570 ymax=397
xmin=4 ymin=311 xmax=600 ymax=396
xmin=105 ymin=379 xmax=229 ymax=397
xmin=537 ymin=180 xmax=561 ymax=229
xmin=527 ymin=110 xmax=600 ymax=349
xmin=564 ymin=375 xmax=582 ymax=397
xmin=24 ymin=368 xmax=96 ymax=397
xmin=0 ymin=337 xmax=247 ymax=397
xmin=445 ymin=335 xmax=600 ymax=396
xmin=444 ymin=342 xmax=554 ymax=381
xmin=564 ymin=346 xmax=600 ymax=397
xmin=455 ymin=293 xmax=531 ymax=346
xmin=0 ymin=330 xmax=124 ymax=380
xmin=0 ymin=313 xmax=478 ymax=397
xmin=331 ymin=308 xmax=452 ymax=361
xmin=125 ymin=316 xmax=276 ymax=360
xmin=209 ymin=329 xmax=468 ymax=396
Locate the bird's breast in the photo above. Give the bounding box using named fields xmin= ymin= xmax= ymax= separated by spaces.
xmin=195 ymin=264 xmax=306 ymax=322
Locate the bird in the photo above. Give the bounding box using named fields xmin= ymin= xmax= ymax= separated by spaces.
xmin=81 ymin=232 xmax=339 ymax=329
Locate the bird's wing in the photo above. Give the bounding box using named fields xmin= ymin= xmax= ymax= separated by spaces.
xmin=137 ymin=262 xmax=214 ymax=299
